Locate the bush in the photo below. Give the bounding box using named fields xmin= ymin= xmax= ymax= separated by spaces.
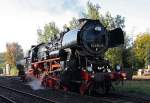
xmin=10 ymin=66 xmax=18 ymax=76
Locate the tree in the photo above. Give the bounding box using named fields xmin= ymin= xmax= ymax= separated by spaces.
xmin=83 ymin=2 xmax=125 ymax=29
xmin=100 ymin=12 xmax=125 ymax=30
xmin=5 ymin=42 xmax=24 ymax=66
xmin=0 ymin=52 xmax=5 ymax=72
xmin=68 ymin=17 xmax=79 ymax=29
xmin=37 ymin=22 xmax=60 ymax=43
xmin=68 ymin=2 xmax=100 ymax=29
xmin=83 ymin=1 xmax=100 ymax=20
xmin=0 ymin=52 xmax=5 ymax=64
xmin=146 ymin=48 xmax=150 ymax=68
xmin=105 ymin=48 xmax=123 ymax=68
xmin=133 ymin=33 xmax=150 ymax=68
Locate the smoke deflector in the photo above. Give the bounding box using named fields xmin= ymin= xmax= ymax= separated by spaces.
xmin=108 ymin=28 xmax=124 ymax=48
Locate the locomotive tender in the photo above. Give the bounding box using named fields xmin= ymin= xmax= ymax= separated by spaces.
xmin=23 ymin=19 xmax=125 ymax=95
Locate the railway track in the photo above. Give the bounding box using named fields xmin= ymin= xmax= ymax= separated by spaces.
xmin=0 ymin=95 xmax=17 ymax=103
xmin=0 ymin=84 xmax=57 ymax=103
xmin=0 ymin=76 xmax=150 ymax=103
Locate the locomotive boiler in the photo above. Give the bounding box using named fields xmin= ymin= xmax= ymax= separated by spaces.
xmin=61 ymin=19 xmax=123 ymax=56
xmin=23 ymin=18 xmax=125 ymax=95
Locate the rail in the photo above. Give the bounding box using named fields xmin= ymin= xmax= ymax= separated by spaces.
xmin=0 ymin=95 xmax=17 ymax=103
xmin=0 ymin=84 xmax=57 ymax=103
xmin=0 ymin=76 xmax=150 ymax=103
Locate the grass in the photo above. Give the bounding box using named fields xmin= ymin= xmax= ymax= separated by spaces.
xmin=113 ymin=80 xmax=150 ymax=96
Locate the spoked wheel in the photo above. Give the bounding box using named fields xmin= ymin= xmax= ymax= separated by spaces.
xmin=41 ymin=75 xmax=51 ymax=88
xmin=54 ymin=80 xmax=60 ymax=90
xmin=89 ymin=80 xmax=112 ymax=95
xmin=20 ymin=75 xmax=26 ymax=82
xmin=101 ymin=80 xmax=112 ymax=94
xmin=80 ymin=83 xmax=88 ymax=95
xmin=60 ymin=83 xmax=69 ymax=92
xmin=62 ymin=85 xmax=69 ymax=92
xmin=41 ymin=78 xmax=48 ymax=88
xmin=79 ymin=81 xmax=93 ymax=95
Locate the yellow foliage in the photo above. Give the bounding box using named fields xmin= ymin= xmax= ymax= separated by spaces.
xmin=133 ymin=33 xmax=150 ymax=67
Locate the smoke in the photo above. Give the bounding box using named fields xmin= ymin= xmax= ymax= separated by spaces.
xmin=27 ymin=76 xmax=44 ymax=90
xmin=24 ymin=67 xmax=46 ymax=90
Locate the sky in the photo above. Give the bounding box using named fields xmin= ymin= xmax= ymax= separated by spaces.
xmin=0 ymin=0 xmax=150 ymax=52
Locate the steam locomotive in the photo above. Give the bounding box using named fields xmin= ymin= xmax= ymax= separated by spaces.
xmin=21 ymin=19 xmax=125 ymax=95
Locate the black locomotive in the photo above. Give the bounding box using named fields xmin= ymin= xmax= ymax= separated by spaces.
xmin=21 ymin=18 xmax=124 ymax=95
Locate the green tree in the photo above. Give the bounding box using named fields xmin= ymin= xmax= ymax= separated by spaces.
xmin=83 ymin=2 xmax=125 ymax=29
xmin=68 ymin=2 xmax=100 ymax=29
xmin=0 ymin=52 xmax=5 ymax=64
xmin=122 ymin=36 xmax=132 ymax=68
xmin=68 ymin=17 xmax=79 ymax=29
xmin=105 ymin=48 xmax=123 ymax=68
xmin=0 ymin=52 xmax=5 ymax=73
xmin=37 ymin=22 xmax=60 ymax=43
xmin=68 ymin=2 xmax=124 ymax=29
xmin=133 ymin=33 xmax=150 ymax=68
xmin=100 ymin=12 xmax=125 ymax=29
xmin=146 ymin=48 xmax=150 ymax=67
xmin=83 ymin=1 xmax=100 ymax=20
